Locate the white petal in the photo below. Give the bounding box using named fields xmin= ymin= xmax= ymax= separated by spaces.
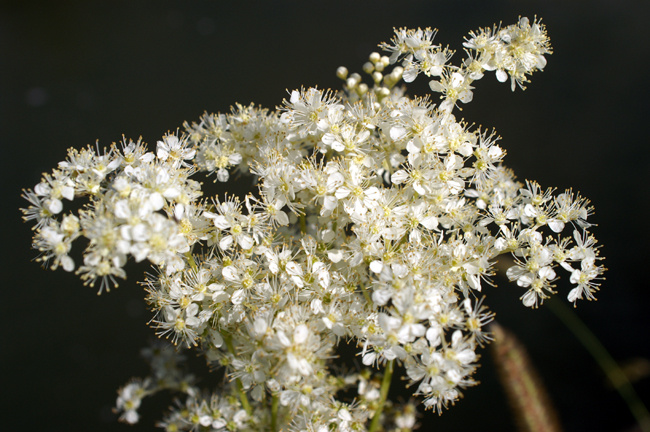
xmin=328 ymin=249 xmax=343 ymax=263
xmin=391 ymin=170 xmax=409 ymax=185
xmin=156 ymin=146 xmax=169 ymax=160
xmin=114 ymin=200 xmax=130 ymax=219
xmin=199 ymin=416 xmax=212 ymax=427
xmin=209 ymin=329 xmax=224 ymax=348
xmin=391 ymin=263 xmax=408 ymax=278
xmin=149 ymin=193 xmax=164 ymax=211
xmin=517 ymin=274 xmax=533 ymax=287
xmin=61 ymin=255 xmax=75 ymax=272
xmin=293 ymin=324 xmax=309 ymax=344
xmin=213 ymin=215 xmax=231 ymax=230
xmin=286 ymin=261 xmax=303 ymax=276
xmin=222 ymin=266 xmax=239 ymax=282
xmin=61 ymin=186 xmax=75 ymax=201
xmin=132 ymin=224 xmax=149 ymax=242
xmin=338 ymin=409 xmax=352 ymax=422
xmin=162 ymin=187 xmax=180 ymax=199
xmin=277 ymin=331 xmax=291 ymax=347
xmin=275 ymin=210 xmax=289 ymax=226
xmin=335 ymin=187 xmax=351 ymax=200
xmin=570 ymin=270 xmax=582 ymax=285
xmin=231 ymin=289 xmax=245 ymax=305
xmin=384 ymin=349 xmax=397 ymax=360
xmin=522 ymin=290 xmax=537 ymax=307
xmin=362 ymin=352 xmax=376 ymax=366
xmin=229 ymin=153 xmax=242 ymax=164
xmin=238 ymin=234 xmax=254 ymax=250
xmin=451 ymin=72 xmax=465 ymax=87
xmin=420 ymin=216 xmax=438 ymax=230
xmin=317 ymin=270 xmax=330 ymax=288
xmin=452 ymin=330 xmax=463 ymax=346
xmin=548 ymin=220 xmax=565 ymax=233
xmin=131 ymin=243 xmax=150 ymax=262
xmin=213 ymin=419 xmax=227 ymax=429
xmin=390 ymin=126 xmax=407 ymax=141
xmin=186 ymin=302 xmax=199 ymax=317
xmin=364 ymin=186 xmax=381 ymax=201
xmin=219 ymin=235 xmax=234 ymax=250
xmin=456 ymin=349 xmax=476 ymax=364
xmin=413 ymin=182 xmax=427 ymax=195
xmin=539 ymin=266 xmax=556 ymax=280
xmin=369 ymin=260 xmax=384 ymax=274
xmin=429 ymin=80 xmax=444 ymax=92
xmin=34 ymin=183 xmax=50 ymax=196
xmin=568 ymin=287 xmax=582 ymax=302
xmin=459 ymin=90 xmax=473 ymax=103
xmin=322 ymin=133 xmax=337 ymax=145
xmin=48 ymin=199 xmax=63 ymax=214
xmin=322 ymin=195 xmax=338 ymax=211
xmin=402 ymin=66 xmax=418 ymax=83
xmin=321 ymin=229 xmax=335 ymax=243
xmin=291 ymin=275 xmax=304 ymax=288
xmin=327 ymin=172 xmax=344 ymax=190
xmin=524 ymin=204 xmax=537 ymax=218
xmin=372 ymin=289 xmax=392 ymax=306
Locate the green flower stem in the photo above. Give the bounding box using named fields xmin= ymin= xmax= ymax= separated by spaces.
xmin=222 ymin=333 xmax=253 ymax=416
xmin=300 ymin=214 xmax=307 ymax=234
xmin=271 ymin=393 xmax=279 ymax=432
xmin=368 ymin=360 xmax=394 ymax=432
xmin=184 ymin=251 xmax=198 ymax=272
xmin=383 ymin=157 xmax=393 ymax=177
xmin=361 ymin=286 xmax=373 ymax=306
xmin=547 ymin=297 xmax=650 ymax=432
xmin=187 ymin=253 xmax=253 ymax=416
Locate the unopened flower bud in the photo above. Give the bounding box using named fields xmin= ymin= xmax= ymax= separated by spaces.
xmin=362 ymin=62 xmax=374 ymax=75
xmin=356 ymin=83 xmax=369 ymax=95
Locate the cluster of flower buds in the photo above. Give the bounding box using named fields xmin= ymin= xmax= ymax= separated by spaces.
xmin=22 ymin=17 xmax=604 ymax=432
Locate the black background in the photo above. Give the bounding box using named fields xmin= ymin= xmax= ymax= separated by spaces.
xmin=2 ymin=1 xmax=649 ymax=431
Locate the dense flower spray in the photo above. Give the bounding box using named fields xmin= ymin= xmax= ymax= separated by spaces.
xmin=22 ymin=17 xmax=605 ymax=432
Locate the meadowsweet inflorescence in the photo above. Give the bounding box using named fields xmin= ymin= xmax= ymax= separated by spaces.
xmin=22 ymin=17 xmax=605 ymax=432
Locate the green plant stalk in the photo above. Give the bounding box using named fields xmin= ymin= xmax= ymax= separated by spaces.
xmin=271 ymin=393 xmax=279 ymax=432
xmin=361 ymin=286 xmax=373 ymax=305
xmin=222 ymin=333 xmax=253 ymax=416
xmin=187 ymin=252 xmax=253 ymax=415
xmin=300 ymin=214 xmax=307 ymax=234
xmin=547 ymin=297 xmax=650 ymax=432
xmin=368 ymin=360 xmax=394 ymax=432
xmin=184 ymin=251 xmax=198 ymax=272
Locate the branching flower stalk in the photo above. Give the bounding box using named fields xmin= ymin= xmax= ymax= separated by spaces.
xmin=21 ymin=17 xmax=607 ymax=432
xmin=368 ymin=360 xmax=395 ymax=432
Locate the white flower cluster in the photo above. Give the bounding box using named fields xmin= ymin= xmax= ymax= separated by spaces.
xmin=22 ymin=135 xmax=201 ymax=292
xmin=22 ymin=17 xmax=605 ymax=432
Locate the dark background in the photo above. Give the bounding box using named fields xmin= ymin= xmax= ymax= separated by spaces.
xmin=2 ymin=1 xmax=649 ymax=431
